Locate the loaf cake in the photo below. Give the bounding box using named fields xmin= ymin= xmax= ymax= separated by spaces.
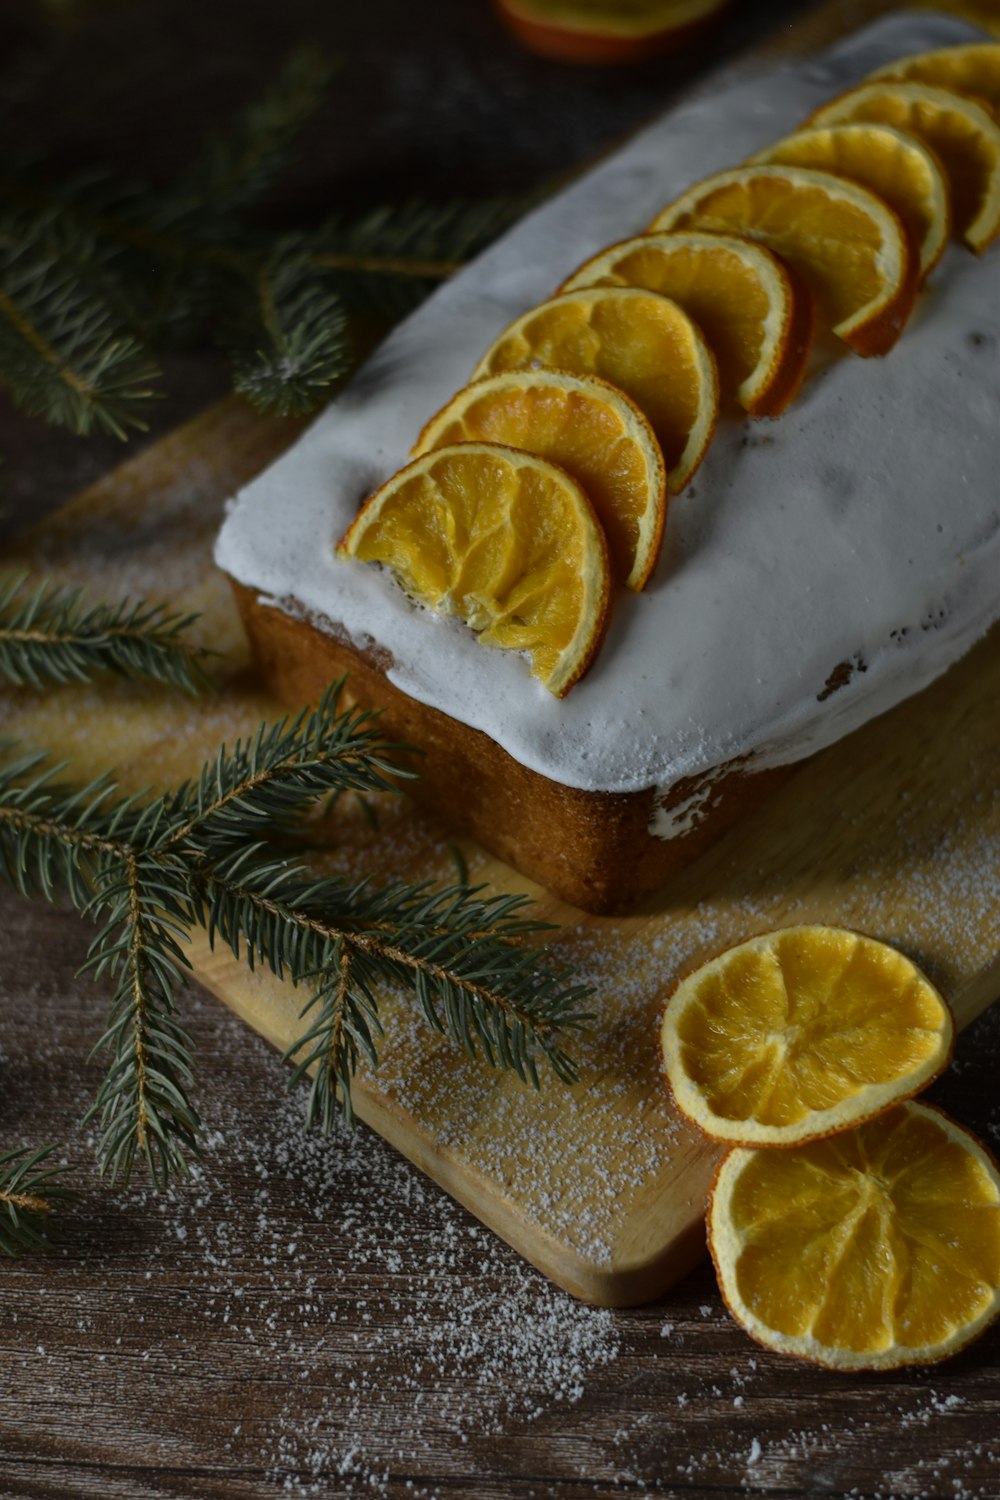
xmin=216 ymin=11 xmax=1000 ymax=914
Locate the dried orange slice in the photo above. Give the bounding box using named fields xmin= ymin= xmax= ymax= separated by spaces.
xmin=495 ymin=0 xmax=731 ymax=65
xmin=869 ymin=42 xmax=1000 ymax=114
xmin=559 ymin=231 xmax=813 ymax=417
xmin=709 ymin=1102 xmax=1000 ymax=1370
xmin=809 ymin=82 xmax=1000 ymax=252
xmin=472 ymin=288 xmax=718 ymax=492
xmin=649 ymin=165 xmax=916 ymax=356
xmin=750 ymin=123 xmax=950 ymax=279
xmin=659 ymin=926 xmax=953 ymax=1147
xmin=412 ymin=371 xmax=667 ymax=591
xmin=336 ymin=443 xmax=611 ymax=698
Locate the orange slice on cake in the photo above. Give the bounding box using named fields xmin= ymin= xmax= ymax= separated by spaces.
xmin=472 ymin=287 xmax=718 ymax=492
xmin=559 ymin=231 xmax=813 ymax=417
xmin=750 ymin=123 xmax=950 ymax=279
xmin=659 ymin=926 xmax=953 ymax=1148
xmin=495 ymin=0 xmax=731 ymax=65
xmin=808 ymin=82 xmax=1000 ymax=252
xmin=337 ymin=443 xmax=611 ymax=697
xmin=709 ymin=1102 xmax=1000 ymax=1370
xmin=649 ymin=164 xmax=917 ymax=356
xmin=413 ymin=370 xmax=667 ymax=590
xmin=868 ymin=42 xmax=1000 ymax=114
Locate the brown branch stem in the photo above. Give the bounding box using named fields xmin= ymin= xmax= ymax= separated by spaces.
xmin=199 ymin=873 xmax=557 ymax=1037
xmin=0 ymin=286 xmax=98 ymax=404
xmin=308 ymin=251 xmax=460 ymax=279
xmin=0 ymin=1190 xmax=51 ymax=1215
xmin=125 ymin=854 xmax=150 ymax=1151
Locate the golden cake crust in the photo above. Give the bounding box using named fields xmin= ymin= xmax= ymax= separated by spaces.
xmin=230 ymin=580 xmax=787 ymax=913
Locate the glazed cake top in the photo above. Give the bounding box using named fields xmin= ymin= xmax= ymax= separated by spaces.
xmin=215 ymin=11 xmax=1000 ymax=799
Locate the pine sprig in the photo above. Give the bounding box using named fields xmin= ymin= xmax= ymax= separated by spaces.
xmin=0 ymin=1144 xmax=77 ymax=1257
xmin=0 ymin=207 xmax=161 ymax=438
xmin=0 ymin=750 xmax=201 ymax=1184
xmin=81 ymin=851 xmax=200 ymax=1188
xmin=0 ymin=748 xmax=125 ymax=908
xmin=224 ymin=239 xmax=350 ymax=416
xmin=0 ymin=574 xmax=211 ymax=693
xmin=0 ymin=46 xmax=531 ymax=425
xmin=308 ymin=195 xmax=536 ymax=317
xmin=0 ymin=683 xmax=593 ymax=1187
xmin=201 ymin=855 xmax=589 ymax=1133
xmin=160 ymin=685 xmax=410 ymax=852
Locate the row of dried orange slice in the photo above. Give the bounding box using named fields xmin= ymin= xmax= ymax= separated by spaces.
xmin=658 ymin=925 xmax=1000 ymax=1371
xmin=338 ymin=43 xmax=1000 ymax=695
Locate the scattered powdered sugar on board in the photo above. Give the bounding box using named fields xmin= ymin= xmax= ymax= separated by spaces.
xmin=3 ymin=898 xmax=1000 ymax=1500
xmin=108 ymin=1046 xmax=621 ymax=1495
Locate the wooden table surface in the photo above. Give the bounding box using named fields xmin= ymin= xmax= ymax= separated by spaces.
xmin=2 ymin=2 xmax=999 ymax=1497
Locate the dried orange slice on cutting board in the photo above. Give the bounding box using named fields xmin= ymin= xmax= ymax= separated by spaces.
xmin=750 ymin=123 xmax=950 ymax=279
xmin=659 ymin=926 xmax=953 ymax=1147
xmin=559 ymin=231 xmax=813 ymax=417
xmin=337 ymin=443 xmax=611 ymax=697
xmin=412 ymin=370 xmax=667 ymax=590
xmin=472 ymin=287 xmax=718 ymax=492
xmin=495 ymin=0 xmax=731 ymax=65
xmin=650 ymin=165 xmax=917 ymax=356
xmin=868 ymin=42 xmax=1000 ymax=113
xmin=709 ymin=1101 xmax=1000 ymax=1370
xmin=809 ymin=82 xmax=1000 ymax=252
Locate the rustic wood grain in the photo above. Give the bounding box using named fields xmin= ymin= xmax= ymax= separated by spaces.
xmin=1 ymin=883 xmax=998 ymax=1500
xmin=2 ymin=0 xmax=999 ymax=1495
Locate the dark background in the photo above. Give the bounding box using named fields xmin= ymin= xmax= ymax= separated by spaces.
xmin=1 ymin=3 xmax=999 ymax=1498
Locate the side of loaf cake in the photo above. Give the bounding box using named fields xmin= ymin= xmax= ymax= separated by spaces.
xmin=217 ymin=11 xmax=1000 ymax=915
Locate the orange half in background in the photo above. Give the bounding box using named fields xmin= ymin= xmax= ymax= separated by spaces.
xmin=495 ymin=0 xmax=731 ymax=64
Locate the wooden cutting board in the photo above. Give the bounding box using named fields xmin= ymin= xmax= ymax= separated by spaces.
xmin=4 ymin=0 xmax=999 ymax=1309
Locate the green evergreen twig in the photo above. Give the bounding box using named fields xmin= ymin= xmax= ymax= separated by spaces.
xmin=0 ymin=207 xmax=160 ymax=438
xmin=0 ymin=574 xmax=211 ymax=693
xmin=0 ymin=1144 xmax=77 ymax=1257
xmin=224 ymin=238 xmax=350 ymax=415
xmin=0 ymin=94 xmax=530 ymax=423
xmin=0 ymin=685 xmax=592 ymax=1189
xmin=307 ymin=195 xmax=536 ymax=317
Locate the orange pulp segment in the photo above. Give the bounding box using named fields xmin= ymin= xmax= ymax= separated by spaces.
xmin=751 ymin=123 xmax=950 ymax=279
xmin=649 ymin=164 xmax=916 ymax=356
xmin=809 ymin=81 xmax=1000 ymax=252
xmin=472 ymin=287 xmax=718 ymax=492
xmin=660 ymin=926 xmax=953 ymax=1147
xmin=412 ymin=370 xmax=667 ymax=590
xmin=559 ymin=230 xmax=813 ymax=416
xmin=868 ymin=42 xmax=1000 ymax=114
xmin=336 ymin=443 xmax=611 ymax=698
xmin=709 ymin=1102 xmax=1000 ymax=1370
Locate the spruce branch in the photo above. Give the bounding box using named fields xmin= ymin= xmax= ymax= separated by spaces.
xmin=200 ymin=855 xmax=590 ymax=1128
xmin=223 ymin=239 xmax=350 ymax=415
xmin=159 ymin=683 xmax=410 ymax=854
xmin=0 ymin=574 xmax=211 ymax=693
xmin=307 ymin=195 xmax=536 ymax=317
xmin=0 ymin=54 xmax=530 ymax=426
xmin=0 ymin=207 xmax=160 ymax=438
xmin=0 ymin=683 xmax=591 ymax=1178
xmin=81 ymin=851 xmax=200 ymax=1188
xmin=0 ymin=1144 xmax=78 ymax=1257
xmin=0 ymin=751 xmax=200 ymax=1186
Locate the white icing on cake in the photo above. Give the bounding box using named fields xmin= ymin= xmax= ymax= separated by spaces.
xmin=216 ymin=11 xmax=1000 ymax=812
